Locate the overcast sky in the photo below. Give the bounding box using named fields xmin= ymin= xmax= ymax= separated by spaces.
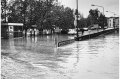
xmin=58 ymin=0 xmax=119 ymax=18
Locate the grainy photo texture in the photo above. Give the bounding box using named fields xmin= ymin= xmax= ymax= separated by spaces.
xmin=1 ymin=0 xmax=119 ymax=79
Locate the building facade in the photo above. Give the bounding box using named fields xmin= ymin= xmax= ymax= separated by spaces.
xmin=1 ymin=23 xmax=23 ymax=38
xmin=107 ymin=17 xmax=119 ymax=28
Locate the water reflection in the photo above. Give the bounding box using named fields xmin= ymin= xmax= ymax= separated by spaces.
xmin=1 ymin=33 xmax=119 ymax=79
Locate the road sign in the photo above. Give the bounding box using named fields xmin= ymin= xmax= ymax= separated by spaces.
xmin=74 ymin=15 xmax=81 ymax=20
xmin=74 ymin=20 xmax=77 ymax=27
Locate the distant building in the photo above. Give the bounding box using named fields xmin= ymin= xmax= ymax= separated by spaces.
xmin=114 ymin=17 xmax=119 ymax=28
xmin=43 ymin=29 xmax=53 ymax=35
xmin=54 ymin=27 xmax=61 ymax=33
xmin=107 ymin=17 xmax=119 ymax=28
xmin=1 ymin=23 xmax=23 ymax=38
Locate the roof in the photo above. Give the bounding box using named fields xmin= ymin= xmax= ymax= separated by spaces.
xmin=1 ymin=23 xmax=23 ymax=26
xmin=106 ymin=17 xmax=119 ymax=19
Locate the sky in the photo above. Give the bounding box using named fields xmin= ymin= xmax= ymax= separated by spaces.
xmin=58 ymin=0 xmax=119 ymax=18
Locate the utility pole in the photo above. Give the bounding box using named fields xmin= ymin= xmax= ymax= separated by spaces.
xmin=76 ymin=0 xmax=79 ymax=38
xmin=23 ymin=0 xmax=27 ymax=37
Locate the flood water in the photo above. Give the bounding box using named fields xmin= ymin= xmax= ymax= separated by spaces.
xmin=1 ymin=32 xmax=119 ymax=79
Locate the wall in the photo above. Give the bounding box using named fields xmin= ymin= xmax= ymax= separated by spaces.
xmin=107 ymin=17 xmax=119 ymax=28
xmin=107 ymin=18 xmax=114 ymax=28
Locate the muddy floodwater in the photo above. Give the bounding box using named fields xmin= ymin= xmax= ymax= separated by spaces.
xmin=1 ymin=33 xmax=119 ymax=79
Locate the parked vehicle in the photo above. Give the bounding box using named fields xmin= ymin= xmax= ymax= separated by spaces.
xmin=68 ymin=29 xmax=76 ymax=34
xmin=43 ymin=29 xmax=52 ymax=35
xmin=83 ymin=28 xmax=88 ymax=31
xmin=91 ymin=24 xmax=99 ymax=30
xmin=61 ymin=29 xmax=69 ymax=34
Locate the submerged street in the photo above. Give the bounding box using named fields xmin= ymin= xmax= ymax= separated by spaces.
xmin=1 ymin=32 xmax=119 ymax=79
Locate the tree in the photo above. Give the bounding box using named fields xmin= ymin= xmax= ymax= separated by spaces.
xmin=78 ymin=18 xmax=87 ymax=28
xmin=1 ymin=0 xmax=9 ymax=22
xmin=32 ymin=0 xmax=55 ymax=30
xmin=86 ymin=15 xmax=92 ymax=27
xmin=44 ymin=5 xmax=74 ymax=30
xmin=7 ymin=0 xmax=26 ymax=23
xmin=5 ymin=0 xmax=55 ymax=29
xmin=58 ymin=7 xmax=74 ymax=29
xmin=1 ymin=0 xmax=77 ymax=31
xmin=98 ymin=13 xmax=107 ymax=30
xmin=89 ymin=9 xmax=99 ymax=25
xmin=88 ymin=9 xmax=107 ymax=30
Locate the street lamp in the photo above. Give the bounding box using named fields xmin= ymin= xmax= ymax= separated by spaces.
xmin=91 ymin=4 xmax=104 ymax=15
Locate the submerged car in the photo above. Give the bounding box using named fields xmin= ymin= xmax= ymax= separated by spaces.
xmin=68 ymin=29 xmax=77 ymax=34
xmin=83 ymin=28 xmax=88 ymax=31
